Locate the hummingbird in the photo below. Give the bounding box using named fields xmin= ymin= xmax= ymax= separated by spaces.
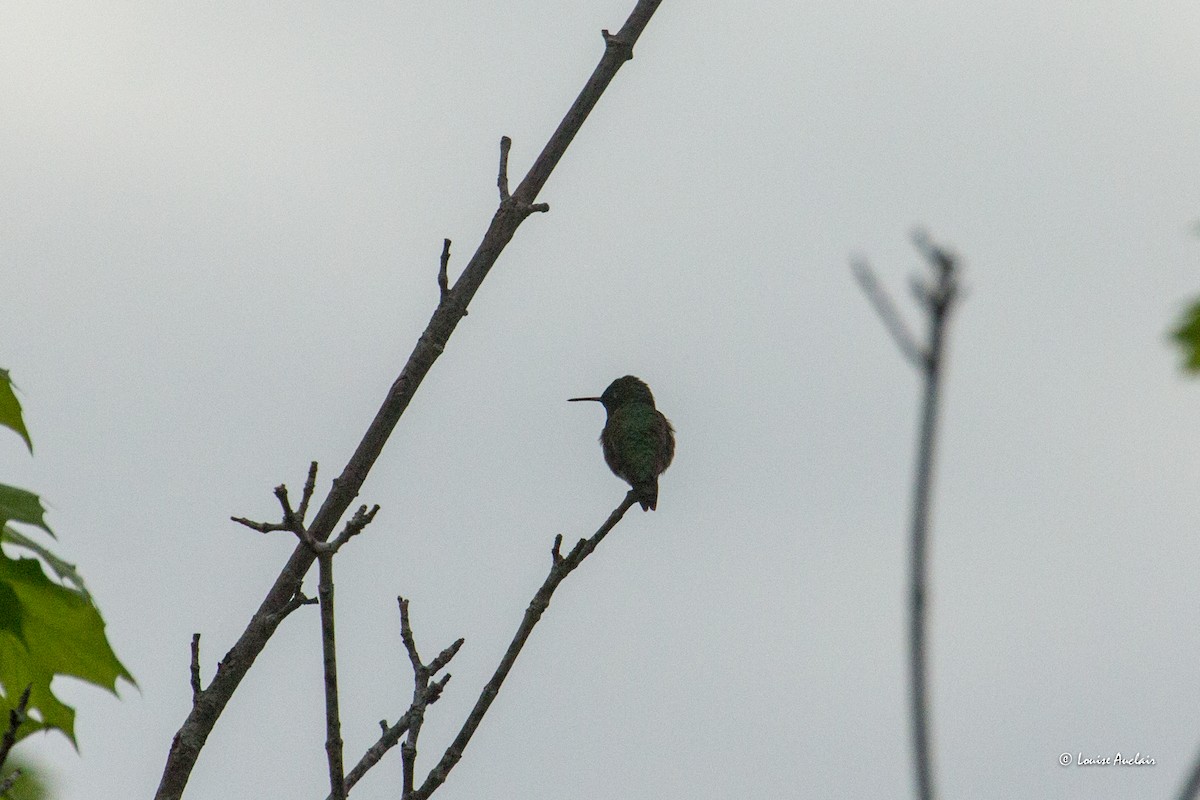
xmin=569 ymin=375 xmax=675 ymax=511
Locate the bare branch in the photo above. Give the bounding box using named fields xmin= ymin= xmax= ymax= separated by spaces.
xmin=231 ymin=466 xmax=319 ymax=536
xmin=273 ymin=484 xmax=301 ymax=531
xmin=246 ymin=501 xmax=363 ymax=800
xmin=324 ymin=669 xmax=450 ymax=800
xmin=297 ymin=462 xmax=320 ymax=523
xmin=909 ymin=275 xmax=933 ymax=310
xmin=0 ymin=685 xmax=31 ymax=772
xmin=426 ymin=672 xmax=453 ymax=704
xmin=498 ymin=137 xmax=549 ymax=216
xmin=155 ymin=3 xmax=666 ymax=795
xmin=912 ymin=229 xmax=959 ymax=313
xmin=860 ymin=229 xmax=962 ymax=800
xmin=316 ymin=552 xmax=346 ymax=800
xmin=437 ymin=239 xmax=452 ymax=303
xmin=273 ymin=586 xmax=318 ymax=623
xmin=410 ymin=492 xmax=638 ymax=800
xmin=398 ymin=597 xmax=424 ymax=677
xmin=396 ymin=597 xmax=464 ymax=800
xmin=912 ymin=228 xmax=955 ymax=277
xmin=243 ymin=492 xmax=376 ymax=557
xmin=852 ymin=257 xmax=926 ymax=370
xmin=326 ymin=490 xmax=630 ymax=800
xmin=907 ymin=268 xmax=957 ymax=800
xmin=427 ymin=638 xmax=465 ymax=676
xmin=601 ymin=28 xmax=635 ymax=57
xmin=190 ymin=634 xmax=203 ymax=704
xmin=229 ymin=516 xmax=289 ymax=534
xmin=1176 ymin=747 xmax=1200 ymax=800
xmin=497 ymin=136 xmax=512 ymax=200
xmin=332 ymin=711 xmax=416 ymax=799
xmin=401 ymin=738 xmax=417 ymax=798
xmin=327 ymin=504 xmax=380 ymax=551
xmin=0 ymin=768 xmax=21 ymax=796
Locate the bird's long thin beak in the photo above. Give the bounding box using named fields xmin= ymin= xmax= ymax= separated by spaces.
xmin=568 ymin=396 xmax=602 ymax=403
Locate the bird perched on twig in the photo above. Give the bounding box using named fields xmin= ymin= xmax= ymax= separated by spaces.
xmin=570 ymin=375 xmax=675 ymax=511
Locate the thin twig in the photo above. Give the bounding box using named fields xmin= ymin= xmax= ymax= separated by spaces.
xmin=310 ymin=505 xmax=377 ymax=800
xmin=229 ymin=516 xmax=289 ymax=534
xmin=230 ymin=467 xmax=317 ymax=535
xmin=398 ymin=599 xmax=424 ymax=676
xmin=437 ymin=240 xmax=452 ymax=303
xmin=323 ymin=605 xmax=461 ymax=800
xmin=274 ymin=484 xmax=301 ymax=531
xmin=851 ymin=257 xmax=926 ymax=370
xmin=1176 ymin=749 xmax=1200 ymax=800
xmin=190 ymin=634 xmax=202 ymax=704
xmin=499 ymin=136 xmax=549 ymax=215
xmin=328 ymin=504 xmax=380 ymax=551
xmin=233 ymin=482 xmax=370 ymax=800
xmin=401 ymin=735 xmax=418 ymax=797
xmin=297 ymin=462 xmax=320 ymax=523
xmin=911 ymin=229 xmax=955 ymax=277
xmin=317 ymin=552 xmax=346 ymax=800
xmin=399 ymin=598 xmax=423 ymax=798
xmin=0 ymin=685 xmax=31 ymax=772
xmin=427 ymin=638 xmax=464 ymax=676
xmin=154 ymin=3 xmax=665 ymax=796
xmin=908 ymin=233 xmax=959 ymax=800
xmin=497 ymin=137 xmax=512 ymax=200
xmin=397 ymin=598 xmax=463 ymax=800
xmin=0 ymin=768 xmax=22 ymax=796
xmin=409 ymin=492 xmax=638 ymax=800
xmin=858 ymin=232 xmax=961 ymax=800
xmin=276 ymin=587 xmax=318 ymax=621
xmin=332 ymin=712 xmax=416 ymax=800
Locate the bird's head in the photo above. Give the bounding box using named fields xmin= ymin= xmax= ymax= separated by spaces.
xmin=569 ymin=374 xmax=655 ymax=412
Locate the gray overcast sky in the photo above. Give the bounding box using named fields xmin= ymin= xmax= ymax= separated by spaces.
xmin=3 ymin=1 xmax=1200 ymax=798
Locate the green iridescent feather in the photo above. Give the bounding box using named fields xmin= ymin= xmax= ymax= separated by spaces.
xmin=572 ymin=376 xmax=675 ymax=511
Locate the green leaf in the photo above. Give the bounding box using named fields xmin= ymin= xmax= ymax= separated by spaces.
xmin=0 ymin=553 xmax=134 ymax=747
xmin=0 ymin=635 xmax=74 ymax=746
xmin=0 ymin=486 xmax=52 ymax=538
xmin=0 ymin=752 xmax=53 ymax=800
xmin=0 ymin=370 xmax=32 ymax=453
xmin=0 ymin=580 xmax=24 ymax=643
xmin=1172 ymin=300 xmax=1200 ymax=372
xmin=0 ymin=526 xmax=90 ymax=602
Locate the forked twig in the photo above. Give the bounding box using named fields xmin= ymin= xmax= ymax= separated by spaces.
xmin=853 ymin=230 xmax=961 ymax=800
xmin=408 ymin=492 xmax=638 ymax=800
xmin=851 ymin=258 xmax=925 ymax=370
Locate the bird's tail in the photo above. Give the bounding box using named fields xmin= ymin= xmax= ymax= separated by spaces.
xmin=635 ymin=478 xmax=658 ymax=511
